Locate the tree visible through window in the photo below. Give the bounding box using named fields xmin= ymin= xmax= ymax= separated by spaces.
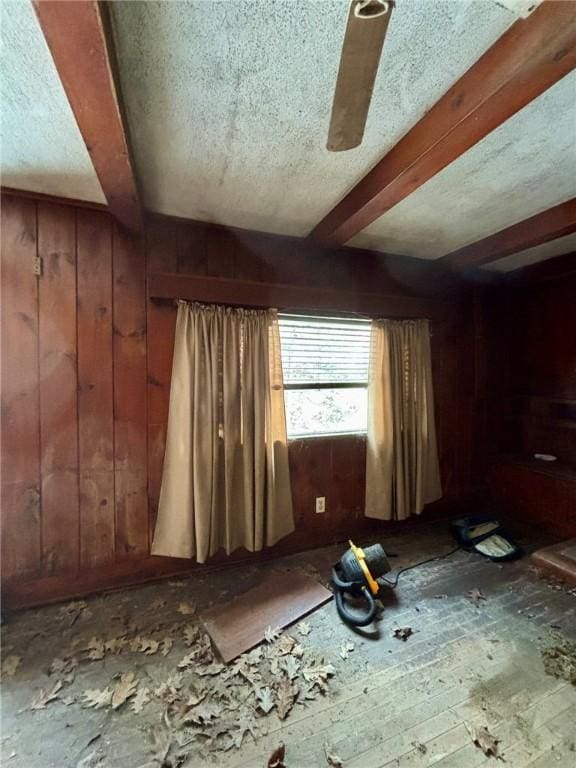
xmin=278 ymin=314 xmax=371 ymax=438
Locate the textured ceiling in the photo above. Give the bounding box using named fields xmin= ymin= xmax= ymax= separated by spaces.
xmin=350 ymin=71 xmax=576 ymax=259
xmin=109 ymin=0 xmax=516 ymax=235
xmin=0 ymin=0 xmax=105 ymax=203
xmin=484 ymin=232 xmax=576 ymax=273
xmin=2 ymin=0 xmax=574 ymax=274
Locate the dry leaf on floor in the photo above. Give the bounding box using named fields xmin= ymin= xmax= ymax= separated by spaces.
xmin=297 ymin=682 xmax=318 ymax=703
xmin=129 ymin=636 xmax=143 ymax=652
xmin=393 ymin=627 xmax=413 ymax=641
xmin=160 ymin=637 xmax=173 ymax=657
xmin=150 ymin=598 xmax=166 ymax=611
xmin=297 ymin=620 xmax=311 ymax=636
xmin=139 ymin=638 xmax=160 ymax=655
xmin=256 ymin=686 xmax=275 ymax=714
xmin=265 ymin=626 xmax=283 ymax=643
xmin=59 ymin=600 xmax=88 ymax=626
xmin=154 ymin=674 xmax=183 ymax=704
xmin=227 ymin=657 xmax=261 ymax=685
xmin=280 ymin=655 xmax=300 ymax=681
xmin=244 ymin=646 xmax=263 ymax=665
xmin=183 ymin=633 xmax=213 ymax=663
xmin=185 ymin=700 xmax=222 ymax=725
xmin=291 ymin=642 xmax=305 ymax=658
xmin=29 ymin=680 xmax=63 ymax=710
xmin=50 ymin=657 xmax=77 ymax=685
xmin=411 ymin=741 xmax=427 ymax=755
xmin=183 ymin=625 xmax=200 ymax=647
xmin=2 ymin=655 xmax=22 ymax=677
xmin=467 ymin=589 xmax=487 ymax=606
xmin=267 ymin=742 xmax=286 ymax=768
xmin=177 ymin=601 xmax=195 ymax=616
xmin=186 ymin=687 xmax=207 ymax=707
xmin=111 ymin=672 xmax=139 ymax=709
xmin=340 ymin=641 xmax=355 ymax=660
xmin=82 ymin=687 xmax=113 ymax=710
xmin=131 ymin=686 xmax=151 ymax=714
xmin=86 ymin=638 xmax=105 ymax=661
xmin=325 ymin=744 xmax=344 ymax=767
xmin=178 ymin=653 xmax=196 ymax=670
xmin=303 ymin=663 xmax=335 ymax=686
xmin=466 ymin=724 xmax=501 ymax=758
xmin=233 ymin=716 xmax=257 ymax=749
xmin=275 ymin=635 xmax=296 ymax=656
xmin=197 ymin=662 xmax=225 ymax=677
xmin=276 ymin=676 xmax=298 ymax=720
xmin=104 ymin=637 xmax=126 ymax=654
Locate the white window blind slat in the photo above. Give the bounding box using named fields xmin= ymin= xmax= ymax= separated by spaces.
xmin=278 ymin=315 xmax=371 ymax=386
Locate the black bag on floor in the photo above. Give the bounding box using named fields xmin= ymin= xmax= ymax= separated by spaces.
xmin=451 ymin=516 xmax=522 ymax=561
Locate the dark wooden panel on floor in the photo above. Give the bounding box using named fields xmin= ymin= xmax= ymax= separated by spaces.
xmin=113 ymin=226 xmax=148 ymax=558
xmin=0 ymin=196 xmax=41 ymax=581
xmin=202 ymin=570 xmax=333 ymax=662
xmin=37 ymin=202 xmax=79 ymax=576
xmin=77 ymin=209 xmax=115 ymax=568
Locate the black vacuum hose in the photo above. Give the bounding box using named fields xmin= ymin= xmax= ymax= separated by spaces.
xmin=334 ymin=583 xmax=378 ymax=627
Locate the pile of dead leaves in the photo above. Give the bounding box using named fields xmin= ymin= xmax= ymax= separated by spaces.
xmin=151 ymin=624 xmax=336 ymax=760
xmin=541 ymin=634 xmax=576 ymax=686
xmin=10 ymin=598 xmax=338 ymax=766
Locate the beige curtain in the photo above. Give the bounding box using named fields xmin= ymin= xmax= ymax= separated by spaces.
xmin=151 ymin=302 xmax=294 ymax=563
xmin=365 ymin=319 xmax=441 ymax=520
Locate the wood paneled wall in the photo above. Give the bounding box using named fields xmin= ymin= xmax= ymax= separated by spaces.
xmin=1 ymin=195 xmax=474 ymax=608
xmin=1 ymin=197 xmax=148 ymax=586
xmin=481 ymin=267 xmax=576 ymax=537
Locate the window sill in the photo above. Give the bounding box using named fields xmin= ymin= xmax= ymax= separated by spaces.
xmin=288 ymin=431 xmax=367 ymax=441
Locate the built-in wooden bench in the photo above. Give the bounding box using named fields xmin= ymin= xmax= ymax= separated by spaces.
xmin=488 ymin=455 xmax=576 ymax=540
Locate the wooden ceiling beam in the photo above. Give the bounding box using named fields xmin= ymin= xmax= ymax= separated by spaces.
xmin=33 ymin=1 xmax=141 ymax=232
xmin=440 ymin=198 xmax=576 ymax=270
xmin=311 ymin=0 xmax=576 ymax=247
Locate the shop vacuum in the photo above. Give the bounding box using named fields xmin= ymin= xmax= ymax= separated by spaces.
xmin=332 ymin=541 xmax=392 ymax=627
xmin=332 ymin=518 xmax=521 ymax=627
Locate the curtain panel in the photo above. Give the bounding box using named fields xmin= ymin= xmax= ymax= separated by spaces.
xmin=365 ymin=318 xmax=442 ymax=520
xmin=152 ymin=302 xmax=294 ymax=563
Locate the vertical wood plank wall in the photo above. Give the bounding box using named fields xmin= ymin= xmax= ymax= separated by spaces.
xmin=1 ymin=195 xmax=474 ymax=608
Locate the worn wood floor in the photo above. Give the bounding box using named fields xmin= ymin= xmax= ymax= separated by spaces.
xmin=2 ymin=526 xmax=576 ymax=768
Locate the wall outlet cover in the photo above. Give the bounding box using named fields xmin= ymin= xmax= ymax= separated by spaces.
xmin=315 ymin=496 xmax=325 ymax=514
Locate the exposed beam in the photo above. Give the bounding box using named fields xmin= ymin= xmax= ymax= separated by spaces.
xmin=441 ymin=198 xmax=576 ymax=270
xmin=33 ymin=1 xmax=141 ymax=231
xmin=507 ymin=250 xmax=576 ymax=287
xmin=311 ymin=0 xmax=576 ymax=247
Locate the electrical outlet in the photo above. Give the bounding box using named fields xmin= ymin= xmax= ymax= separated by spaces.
xmin=315 ymin=496 xmax=325 ymax=514
xmin=33 ymin=256 xmax=43 ymax=276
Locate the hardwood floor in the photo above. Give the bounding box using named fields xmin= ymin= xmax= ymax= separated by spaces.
xmin=1 ymin=526 xmax=575 ymax=767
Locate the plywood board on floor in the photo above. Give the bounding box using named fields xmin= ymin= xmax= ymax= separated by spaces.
xmin=201 ymin=568 xmax=332 ymax=662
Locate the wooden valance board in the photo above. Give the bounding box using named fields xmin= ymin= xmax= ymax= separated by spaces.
xmin=148 ymin=272 xmax=449 ymax=319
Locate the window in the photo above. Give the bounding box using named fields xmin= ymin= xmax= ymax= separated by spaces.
xmin=278 ymin=313 xmax=371 ymax=438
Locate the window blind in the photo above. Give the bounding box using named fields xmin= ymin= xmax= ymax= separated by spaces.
xmin=278 ymin=314 xmax=371 ymax=387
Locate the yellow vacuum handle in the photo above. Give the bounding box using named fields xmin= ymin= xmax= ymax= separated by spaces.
xmin=349 ymin=540 xmax=380 ymax=596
